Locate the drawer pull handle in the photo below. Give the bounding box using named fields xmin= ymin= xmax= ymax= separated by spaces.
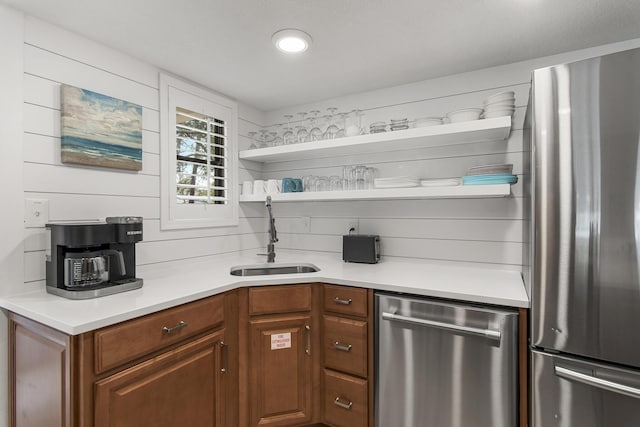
xmin=162 ymin=321 xmax=188 ymax=334
xmin=334 ymin=297 xmax=352 ymax=305
xmin=334 ymin=396 xmax=353 ymax=410
xmin=334 ymin=341 xmax=352 ymax=352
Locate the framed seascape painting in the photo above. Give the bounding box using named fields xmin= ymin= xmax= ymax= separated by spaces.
xmin=60 ymin=85 xmax=143 ymax=171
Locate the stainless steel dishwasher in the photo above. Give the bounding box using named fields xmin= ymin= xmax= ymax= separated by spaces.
xmin=375 ymin=292 xmax=519 ymax=427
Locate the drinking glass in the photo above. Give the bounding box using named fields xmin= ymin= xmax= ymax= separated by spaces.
xmin=308 ymin=110 xmax=324 ymax=141
xmin=302 ymin=175 xmax=315 ymax=192
xmin=345 ymin=110 xmax=364 ymax=136
xmin=329 ymin=175 xmax=342 ymax=191
xmin=314 ymin=176 xmax=329 ymax=192
xmin=343 ymin=165 xmax=356 ymax=191
xmin=364 ymin=167 xmax=375 ymax=189
xmin=296 ymin=112 xmax=309 ymax=143
xmin=355 ymin=165 xmax=367 ymax=190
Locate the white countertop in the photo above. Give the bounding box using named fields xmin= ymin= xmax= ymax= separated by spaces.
xmin=0 ymin=250 xmax=529 ymax=335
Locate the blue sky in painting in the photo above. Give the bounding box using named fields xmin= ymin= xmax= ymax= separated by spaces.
xmin=61 ymin=85 xmax=142 ymax=149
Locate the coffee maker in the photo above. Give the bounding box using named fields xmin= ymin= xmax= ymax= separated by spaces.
xmin=45 ymin=216 xmax=143 ymax=299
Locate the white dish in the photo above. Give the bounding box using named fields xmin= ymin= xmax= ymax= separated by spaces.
xmin=375 ymin=182 xmax=419 ymax=188
xmin=484 ymin=91 xmax=515 ymax=103
xmin=446 ymin=108 xmax=483 ymax=123
xmin=415 ymin=117 xmax=443 ymax=127
xmin=483 ymin=99 xmax=515 ymax=108
xmin=420 ymin=178 xmax=460 ymax=187
xmin=484 ymin=110 xmax=514 ymax=119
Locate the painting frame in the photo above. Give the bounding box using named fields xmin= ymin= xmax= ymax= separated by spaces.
xmin=60 ymin=84 xmax=143 ymax=171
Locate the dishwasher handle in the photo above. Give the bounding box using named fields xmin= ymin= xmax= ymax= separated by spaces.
xmin=381 ymin=312 xmax=502 ymax=342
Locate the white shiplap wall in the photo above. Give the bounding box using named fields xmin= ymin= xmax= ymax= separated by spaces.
xmin=261 ymin=37 xmax=640 ymax=271
xmin=21 ymin=17 xmax=267 ymax=292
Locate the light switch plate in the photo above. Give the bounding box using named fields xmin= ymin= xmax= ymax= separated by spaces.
xmin=24 ymin=198 xmax=49 ymax=227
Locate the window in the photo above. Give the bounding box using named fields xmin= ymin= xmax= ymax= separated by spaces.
xmin=160 ymin=73 xmax=238 ymax=229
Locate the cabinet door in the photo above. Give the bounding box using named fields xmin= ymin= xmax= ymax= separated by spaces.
xmin=249 ymin=315 xmax=312 ymax=426
xmin=94 ymin=330 xmax=226 ymax=427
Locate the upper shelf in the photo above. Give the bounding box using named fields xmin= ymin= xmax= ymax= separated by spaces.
xmin=239 ymin=116 xmax=512 ymax=163
xmin=239 ymin=184 xmax=512 ymax=202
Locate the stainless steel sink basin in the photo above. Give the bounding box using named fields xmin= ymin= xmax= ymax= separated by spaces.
xmin=229 ymin=263 xmax=320 ymax=277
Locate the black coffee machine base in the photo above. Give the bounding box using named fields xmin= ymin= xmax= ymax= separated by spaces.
xmin=46 ymin=278 xmax=143 ymax=300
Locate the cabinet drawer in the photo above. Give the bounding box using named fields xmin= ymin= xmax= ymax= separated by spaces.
xmin=323 ymin=369 xmax=368 ymax=427
xmin=323 ymin=285 xmax=367 ymax=317
xmin=249 ymin=284 xmax=312 ymax=315
xmin=323 ymin=315 xmax=367 ymax=377
xmin=94 ymin=295 xmax=224 ymax=373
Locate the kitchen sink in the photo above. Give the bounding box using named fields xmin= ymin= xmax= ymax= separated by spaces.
xmin=229 ymin=263 xmax=320 ymax=277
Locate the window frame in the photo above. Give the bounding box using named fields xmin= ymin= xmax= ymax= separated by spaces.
xmin=159 ymin=73 xmax=238 ymax=230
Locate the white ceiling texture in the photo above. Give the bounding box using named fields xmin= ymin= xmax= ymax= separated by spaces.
xmin=5 ymin=0 xmax=640 ymax=111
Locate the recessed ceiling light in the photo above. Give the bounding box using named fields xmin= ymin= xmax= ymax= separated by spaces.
xmin=272 ymin=29 xmax=312 ymax=54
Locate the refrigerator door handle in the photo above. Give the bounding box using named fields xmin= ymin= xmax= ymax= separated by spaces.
xmin=381 ymin=312 xmax=502 ymax=342
xmin=555 ymin=365 xmax=640 ymax=399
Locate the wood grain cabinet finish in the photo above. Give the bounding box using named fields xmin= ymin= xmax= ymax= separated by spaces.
xmin=248 ymin=315 xmax=313 ymax=426
xmin=321 ymin=284 xmax=374 ymax=427
xmin=9 ymin=292 xmax=236 ymax=427
xmin=323 ymin=369 xmax=368 ymax=427
xmin=248 ymin=284 xmax=312 ymax=315
xmin=323 ymin=315 xmax=367 ymax=378
xmin=94 ymin=295 xmax=224 ymax=373
xmin=323 ymin=285 xmax=368 ymax=317
xmin=95 ymin=330 xmax=226 ymax=427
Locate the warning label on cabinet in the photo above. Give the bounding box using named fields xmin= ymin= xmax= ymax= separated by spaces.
xmin=271 ymin=332 xmax=292 ymax=350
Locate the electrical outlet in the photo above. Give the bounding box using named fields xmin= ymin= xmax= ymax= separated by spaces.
xmin=347 ymin=219 xmax=359 ymax=234
xmin=24 ymin=198 xmax=49 ymax=227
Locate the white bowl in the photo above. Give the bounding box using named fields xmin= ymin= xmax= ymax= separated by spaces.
xmin=484 ymin=91 xmax=515 ymax=103
xmin=446 ymin=108 xmax=483 ymax=123
xmin=415 ymin=117 xmax=443 ymax=127
xmin=483 ymin=109 xmax=515 ymax=119
xmin=484 ymin=107 xmax=516 ymax=114
xmin=484 ymin=98 xmax=515 ymax=107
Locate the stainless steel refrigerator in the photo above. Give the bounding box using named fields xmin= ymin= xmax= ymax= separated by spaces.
xmin=530 ymin=47 xmax=640 ymax=426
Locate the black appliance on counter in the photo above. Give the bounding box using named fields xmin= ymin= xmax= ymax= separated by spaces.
xmin=342 ymin=234 xmax=380 ymax=264
xmin=45 ymin=216 xmax=143 ymax=299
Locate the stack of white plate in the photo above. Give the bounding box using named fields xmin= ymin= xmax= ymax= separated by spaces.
xmin=482 ymin=91 xmax=515 ymax=119
xmin=415 ymin=117 xmax=444 ymax=127
xmin=370 ymin=122 xmax=387 ymax=133
xmin=390 ymin=118 xmax=409 ymax=131
xmin=374 ymin=176 xmax=420 ymax=188
xmin=420 ymin=178 xmax=460 ymax=187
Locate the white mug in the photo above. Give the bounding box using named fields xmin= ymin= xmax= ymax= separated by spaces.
xmin=266 ymin=179 xmax=281 ymax=194
xmin=241 ymin=181 xmax=253 ymax=195
xmin=253 ymin=180 xmax=266 ymax=195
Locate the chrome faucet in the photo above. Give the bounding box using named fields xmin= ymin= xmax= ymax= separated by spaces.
xmin=263 ymin=195 xmax=278 ymax=263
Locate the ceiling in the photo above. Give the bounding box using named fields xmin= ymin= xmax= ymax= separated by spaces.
xmin=5 ymin=0 xmax=640 ymax=111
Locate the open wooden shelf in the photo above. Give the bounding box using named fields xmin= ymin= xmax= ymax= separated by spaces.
xmin=239 ymin=184 xmax=512 ymax=202
xmin=239 ymin=116 xmax=511 ymax=163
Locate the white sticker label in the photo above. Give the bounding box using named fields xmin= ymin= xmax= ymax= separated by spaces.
xmin=271 ymin=332 xmax=292 ymax=350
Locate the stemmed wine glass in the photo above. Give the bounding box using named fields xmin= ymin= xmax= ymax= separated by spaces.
xmin=308 ymin=110 xmax=323 ymax=141
xmin=282 ymin=114 xmax=295 ymax=145
xmin=257 ymin=129 xmax=270 ymax=148
xmin=270 ymin=124 xmax=283 ymax=146
xmin=247 ymin=131 xmax=258 ymax=149
xmin=323 ymin=108 xmax=340 ymax=139
xmin=296 ymin=112 xmax=309 ymax=143
xmin=335 ymin=112 xmax=349 ymax=138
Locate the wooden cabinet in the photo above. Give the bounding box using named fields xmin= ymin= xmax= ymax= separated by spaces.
xmin=320 ymin=285 xmax=374 ymax=427
xmin=9 ymin=291 xmax=237 ymax=427
xmin=240 ymin=284 xmax=321 ymax=427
